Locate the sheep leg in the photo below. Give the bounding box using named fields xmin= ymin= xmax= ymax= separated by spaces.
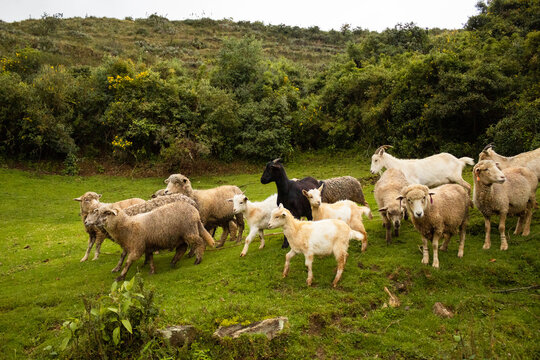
xmin=521 ymin=200 xmax=534 ymax=236
xmin=171 ymin=243 xmax=188 ymax=267
xmin=482 ymin=217 xmax=492 ymax=250
xmin=228 ymin=220 xmax=238 ymax=242
xmin=514 ymin=213 xmax=525 ymax=235
xmin=116 ymin=251 xmax=141 ymax=282
xmin=332 ymin=252 xmax=348 ymax=288
xmin=234 ymin=214 xmax=245 ymax=243
xmin=432 ymin=233 xmax=440 ymax=269
xmin=498 ymin=213 xmax=508 ymax=251
xmin=440 ymin=234 xmax=451 ymax=251
xmin=305 ymin=254 xmax=314 ymax=287
xmin=189 ymin=236 xmax=205 ymax=265
xmin=80 ymin=233 xmax=96 ymax=262
xmin=457 ymin=221 xmax=466 ymax=258
xmin=283 ymin=250 xmax=296 ymax=278
xmin=146 ymin=252 xmax=155 ymax=275
xmin=240 ymin=227 xmax=259 ymax=257
xmin=111 ymin=250 xmax=127 ymax=272
xmin=383 ymin=217 xmax=392 ymax=245
xmin=92 ymin=232 xmax=106 ymax=261
xmin=258 ymin=230 xmax=265 ymax=249
xmin=421 ymin=236 xmax=429 ymax=265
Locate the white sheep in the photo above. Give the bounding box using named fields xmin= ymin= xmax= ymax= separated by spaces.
xmin=374 ymin=168 xmax=409 ymax=245
xmin=479 ymin=144 xmax=540 ymax=181
xmin=302 ymin=185 xmax=369 ymax=252
xmin=268 ymin=204 xmax=365 ymax=287
xmin=229 ymin=193 xmax=278 ymax=257
xmin=370 ymin=145 xmax=474 ymax=191
xmin=472 ymin=160 xmax=538 ymax=251
xmin=398 ymin=184 xmax=471 ymax=268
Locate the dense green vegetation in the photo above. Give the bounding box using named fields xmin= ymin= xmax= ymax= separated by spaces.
xmin=0 ymin=152 xmax=538 ymax=359
xmin=0 ymin=0 xmax=538 ymax=172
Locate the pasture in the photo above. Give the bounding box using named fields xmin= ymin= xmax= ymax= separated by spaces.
xmin=0 ymin=151 xmax=539 ymax=359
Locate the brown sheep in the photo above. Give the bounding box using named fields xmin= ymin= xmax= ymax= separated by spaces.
xmin=74 ymin=192 xmax=145 ymax=262
xmin=87 ymin=201 xmax=214 ymax=281
xmin=319 ymin=176 xmax=369 ymax=206
xmin=164 ymin=174 xmax=245 ymax=247
xmin=472 ymin=160 xmax=538 ymax=251
xmin=398 ymin=184 xmax=470 ymax=269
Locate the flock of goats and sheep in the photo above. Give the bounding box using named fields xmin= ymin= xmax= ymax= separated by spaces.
xmin=75 ymin=144 xmax=540 ymax=287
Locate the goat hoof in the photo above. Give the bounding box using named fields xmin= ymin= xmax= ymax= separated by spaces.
xmin=194 ymin=258 xmax=202 ymax=265
xmin=111 ymin=267 xmax=120 ymax=273
xmin=80 ymin=257 xmax=88 ymax=262
xmin=240 ymin=253 xmax=246 ymax=257
xmin=115 ymin=276 xmax=125 ymax=282
xmin=482 ymin=244 xmax=491 ymax=250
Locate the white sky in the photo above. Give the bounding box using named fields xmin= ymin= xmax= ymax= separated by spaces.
xmin=2 ymin=0 xmax=480 ymax=32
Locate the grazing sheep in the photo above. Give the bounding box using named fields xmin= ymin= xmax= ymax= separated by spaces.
xmin=370 ymin=145 xmax=474 ymax=191
xmin=398 ymin=184 xmax=470 ymax=268
xmin=260 ymin=158 xmax=320 ymax=248
xmin=268 ymin=204 xmax=365 ymax=287
xmin=374 ymin=169 xmax=409 ymax=245
xmin=319 ymin=176 xmax=368 ymax=206
xmin=164 ymin=174 xmax=245 ymax=247
xmin=87 ymin=201 xmax=214 ymax=281
xmin=74 ymin=192 xmax=145 ymax=262
xmin=472 ymin=160 xmax=538 ymax=251
xmin=302 ymin=185 xmax=369 ymax=252
xmin=230 ymin=193 xmax=278 ymax=257
xmin=479 ymin=144 xmax=540 ymax=181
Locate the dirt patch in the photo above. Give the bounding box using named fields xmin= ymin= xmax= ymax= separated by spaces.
xmin=307 ymin=313 xmax=328 ymax=335
xmin=387 ymin=267 xmax=414 ymax=294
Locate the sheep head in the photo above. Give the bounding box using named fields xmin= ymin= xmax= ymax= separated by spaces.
xmin=370 ymin=145 xmax=392 ymax=174
xmin=164 ymin=174 xmax=192 ymax=195
xmin=378 ymin=203 xmax=405 ymax=229
xmin=473 ymin=160 xmax=506 ymax=186
xmin=397 ymin=184 xmax=434 ymax=219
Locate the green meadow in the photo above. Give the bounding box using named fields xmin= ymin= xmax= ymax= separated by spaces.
xmin=0 ymin=152 xmax=538 ymax=359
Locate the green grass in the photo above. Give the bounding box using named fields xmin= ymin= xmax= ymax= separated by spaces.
xmin=0 ymin=152 xmax=539 ymax=359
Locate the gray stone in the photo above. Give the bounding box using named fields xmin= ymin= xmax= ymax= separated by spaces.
xmin=213 ymin=317 xmax=288 ymax=340
xmin=158 ymin=325 xmax=198 ymax=346
xmin=433 ymin=302 xmax=454 ymax=318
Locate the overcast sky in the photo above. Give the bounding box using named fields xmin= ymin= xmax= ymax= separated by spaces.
xmin=2 ymin=0 xmax=480 ymax=32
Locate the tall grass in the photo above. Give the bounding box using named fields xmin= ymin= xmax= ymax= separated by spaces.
xmin=0 ymin=152 xmax=538 ymax=359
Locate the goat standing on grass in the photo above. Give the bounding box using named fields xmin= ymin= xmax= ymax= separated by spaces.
xmin=370 ymin=145 xmax=474 ymax=191
xmin=268 ymin=204 xmax=365 ymax=287
xmin=260 ymin=158 xmax=319 ymax=248
xmin=302 ymin=185 xmax=369 ymax=252
xmin=230 ymin=193 xmax=278 ymax=257
xmin=472 ymin=160 xmax=537 ymax=251
xmin=398 ymin=184 xmax=471 ymax=269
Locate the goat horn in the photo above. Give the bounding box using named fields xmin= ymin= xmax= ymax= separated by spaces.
xmin=272 ymin=158 xmax=282 ymax=163
xmin=375 ymin=145 xmax=393 ymax=155
xmin=481 ymin=143 xmax=494 ymax=152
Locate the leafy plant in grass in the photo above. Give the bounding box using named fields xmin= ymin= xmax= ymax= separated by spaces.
xmin=60 ymin=274 xmax=159 ymax=359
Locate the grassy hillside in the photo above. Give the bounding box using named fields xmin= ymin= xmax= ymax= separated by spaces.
xmin=0 ymin=15 xmax=363 ymax=70
xmin=0 ymin=152 xmax=538 ymax=359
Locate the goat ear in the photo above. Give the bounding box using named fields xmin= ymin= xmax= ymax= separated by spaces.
xmin=243 ymin=196 xmax=248 ymax=202
xmin=278 ymin=203 xmax=284 ymax=209
xmin=74 ymin=197 xmax=82 ymax=202
xmin=318 ymin=184 xmax=324 ymax=192
xmin=227 ymin=198 xmax=233 ymax=203
xmin=302 ymin=189 xmax=309 ymax=197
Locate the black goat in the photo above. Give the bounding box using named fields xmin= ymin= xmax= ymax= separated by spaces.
xmin=260 ymin=158 xmax=319 ymax=248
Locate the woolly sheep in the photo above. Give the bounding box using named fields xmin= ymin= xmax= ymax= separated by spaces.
xmin=302 ymin=185 xmax=369 ymax=252
xmin=268 ymin=204 xmax=365 ymax=287
xmin=398 ymin=184 xmax=470 ymax=268
xmin=319 ymin=176 xmax=368 ymax=206
xmin=74 ymin=192 xmax=145 ymax=262
xmin=87 ymin=201 xmax=214 ymax=281
xmin=472 ymin=160 xmax=538 ymax=251
xmin=230 ymin=193 xmax=278 ymax=257
xmin=370 ymin=145 xmax=474 ymax=191
xmin=164 ymin=174 xmax=245 ymax=247
xmin=374 ymin=168 xmax=409 ymax=245
xmin=479 ymin=144 xmax=540 ymax=181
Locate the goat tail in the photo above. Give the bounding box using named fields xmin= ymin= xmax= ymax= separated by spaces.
xmin=459 ymin=157 xmax=475 ymax=166
xmin=350 ymin=229 xmax=368 ymax=252
xmin=198 ymin=221 xmax=215 ymax=248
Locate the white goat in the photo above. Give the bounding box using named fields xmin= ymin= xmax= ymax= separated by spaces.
xmin=479 ymin=144 xmax=540 ymax=181
xmin=302 ymin=185 xmax=370 ymax=252
xmin=370 ymin=145 xmax=474 ymax=191
xmin=230 ymin=193 xmax=278 ymax=257
xmin=268 ymin=204 xmax=365 ymax=287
